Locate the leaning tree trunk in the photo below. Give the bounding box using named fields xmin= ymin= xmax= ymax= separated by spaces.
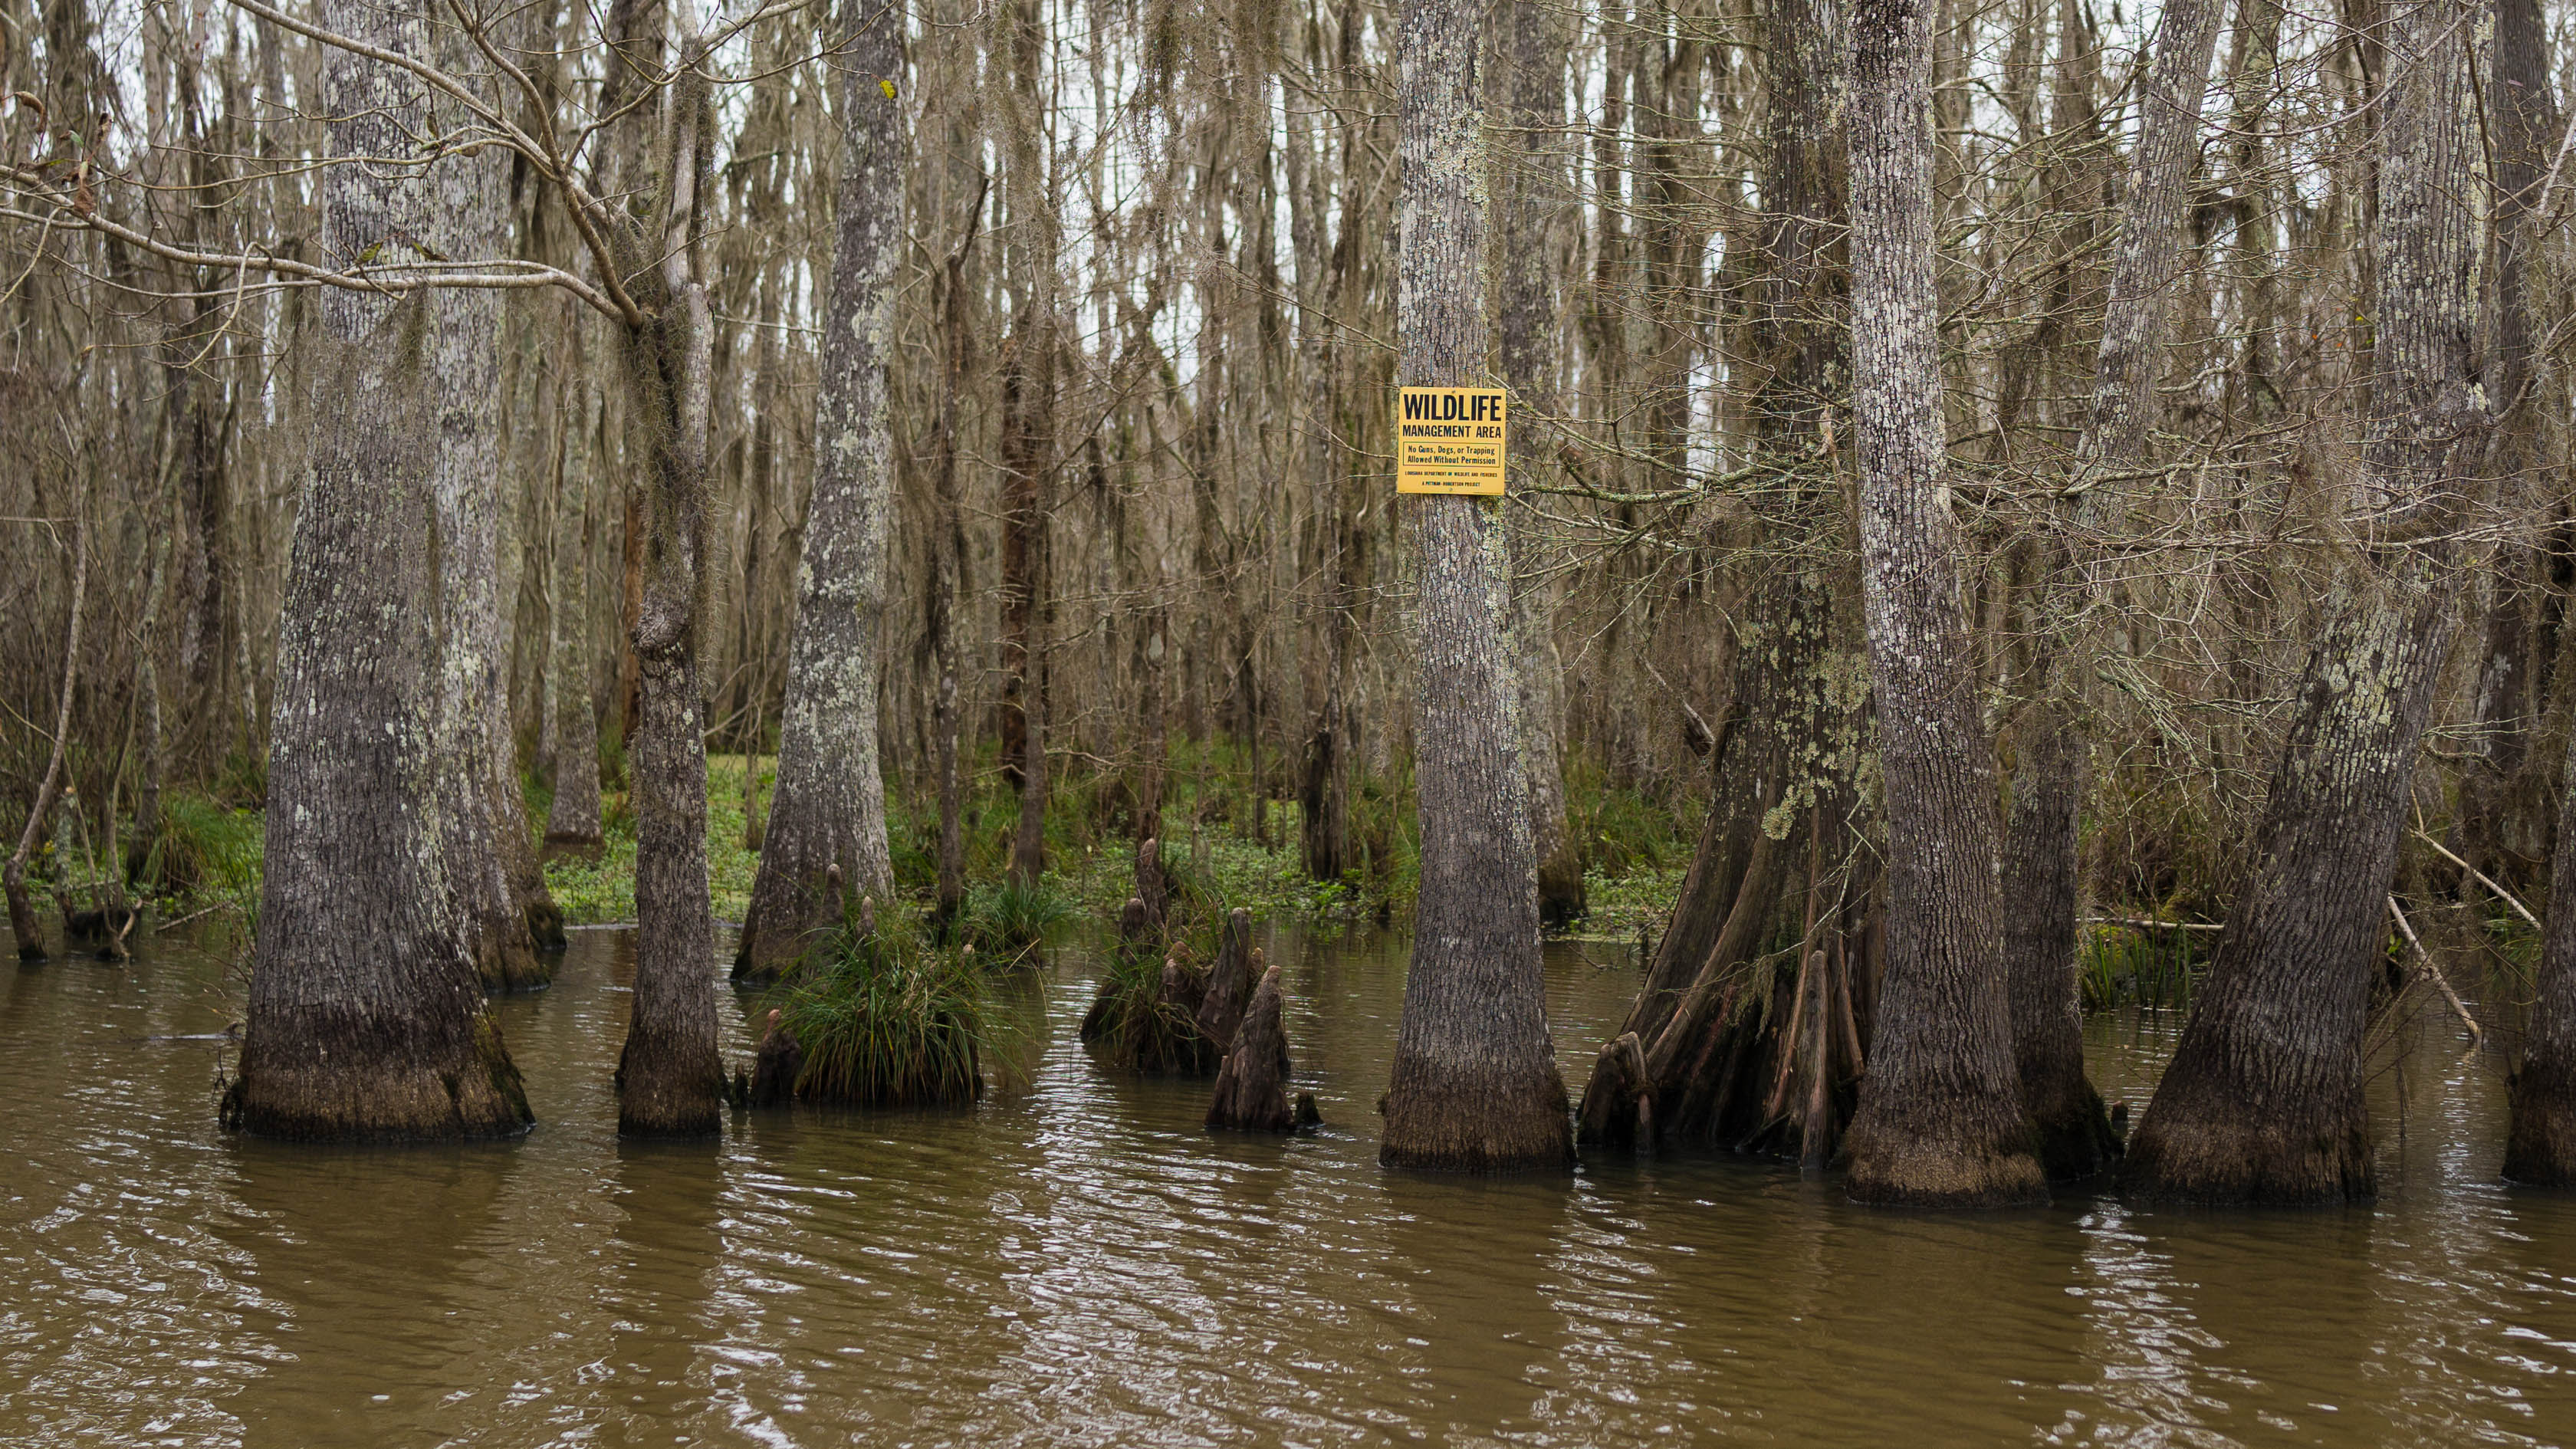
xmin=1840 ymin=0 xmax=2045 ymax=1207
xmin=1997 ymin=0 xmax=2225 ymax=1181
xmin=735 ymin=0 xmax=905 ymax=983
xmin=1376 ymin=0 xmax=1572 ymax=1174
xmin=612 ymin=41 xmax=724 ymax=1138
xmin=1576 ymin=0 xmax=1875 ymax=1168
xmin=225 ymin=0 xmax=529 ymax=1140
xmin=2121 ymin=0 xmax=2482 ymax=1204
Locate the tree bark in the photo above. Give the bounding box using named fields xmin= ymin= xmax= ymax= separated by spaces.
xmin=1208 ymin=962 xmax=1296 ymax=1132
xmin=2121 ymin=0 xmax=2483 ymax=1204
xmin=1576 ymin=0 xmax=1874 ymax=1168
xmin=2507 ymin=712 xmax=2576 ymax=1184
xmin=1291 ymin=9 xmax=1357 ymax=886
xmin=429 ymin=55 xmax=555 ymax=992
xmin=1842 ymin=0 xmax=2046 ymax=1207
xmin=225 ymin=0 xmax=529 ymax=1140
xmin=6 ymin=514 xmax=87 ymax=962
xmin=1492 ymin=3 xmax=1579 ymax=928
xmin=544 ymin=380 xmax=606 ymax=859
xmin=925 ymin=180 xmax=983 ymax=929
xmin=1377 ymin=0 xmax=1572 ymax=1174
xmin=994 ymin=0 xmax=1055 ymax=889
xmin=736 ymin=0 xmax=905 ymax=981
xmin=2458 ymin=0 xmax=2559 ymax=895
xmin=613 ymin=32 xmax=725 ymax=1137
xmin=1998 ymin=0 xmax=2225 ymax=1181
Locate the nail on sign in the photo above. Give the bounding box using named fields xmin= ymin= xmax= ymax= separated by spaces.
xmin=1396 ymin=387 xmax=1507 ymax=495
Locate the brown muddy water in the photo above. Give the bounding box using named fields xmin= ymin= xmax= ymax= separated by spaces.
xmin=2 ymin=924 xmax=2572 ymax=1447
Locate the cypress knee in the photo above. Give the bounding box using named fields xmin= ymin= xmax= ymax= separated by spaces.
xmin=1209 ymin=964 xmax=1298 ymax=1132
xmin=1195 ymin=910 xmax=1257 ymax=1052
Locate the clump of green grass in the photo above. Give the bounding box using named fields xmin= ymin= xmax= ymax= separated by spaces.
xmin=141 ymin=792 xmax=263 ymax=902
xmin=775 ymin=904 xmax=990 ymax=1107
xmin=2078 ymin=922 xmax=2210 ymax=1010
xmin=1079 ymin=937 xmax=1218 ymax=1073
xmin=956 ymin=876 xmax=1074 ymax=961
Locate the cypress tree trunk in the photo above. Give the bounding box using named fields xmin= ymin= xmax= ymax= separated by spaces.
xmin=736 ymin=0 xmax=905 ymax=981
xmin=2458 ymin=0 xmax=2559 ymax=896
xmin=1491 ymin=4 xmax=1579 ymax=928
xmin=997 ymin=0 xmax=1055 ymax=886
xmin=2121 ymin=0 xmax=2483 ymax=1204
xmin=1290 ymin=16 xmax=1356 ymax=888
xmin=1377 ymin=0 xmax=1572 ymax=1174
xmin=925 ymin=182 xmax=982 ymax=928
xmin=2507 ymin=716 xmax=2576 ymax=1184
xmin=1997 ymin=0 xmax=2224 ymax=1180
xmin=1576 ymin=0 xmax=1873 ymax=1167
xmin=1842 ymin=0 xmax=2046 ymax=1207
xmin=544 ymin=383 xmax=606 ymax=859
xmin=430 ymin=82 xmax=554 ymax=992
xmin=6 ymin=515 xmax=86 ymax=962
xmin=2495 ymin=0 xmax=2573 ymax=1190
xmin=613 ymin=38 xmax=724 ymax=1138
xmin=225 ymin=0 xmax=529 ymax=1140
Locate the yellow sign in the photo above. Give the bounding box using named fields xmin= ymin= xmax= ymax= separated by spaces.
xmin=1396 ymin=386 xmax=1508 ymax=495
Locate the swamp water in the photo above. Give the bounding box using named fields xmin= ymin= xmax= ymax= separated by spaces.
xmin=2 ymin=925 xmax=2572 ymax=1447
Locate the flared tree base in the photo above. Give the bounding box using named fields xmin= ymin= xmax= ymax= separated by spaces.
xmin=616 ymin=1036 xmax=725 ymax=1137
xmin=731 ymin=923 xmax=803 ymax=987
xmin=1844 ymin=1102 xmax=2047 ymax=1208
xmin=1538 ymin=845 xmax=1587 ymax=930
xmin=525 ymin=899 xmax=569 ymax=957
xmin=2118 ymin=1089 xmax=2372 ymax=1204
xmin=2026 ymin=1063 xmax=2123 ymax=1181
xmin=223 ymin=1012 xmax=532 ymax=1142
xmin=2504 ymin=1054 xmax=2576 ymax=1187
xmin=475 ymin=938 xmax=554 ymax=993
xmin=1380 ymin=1063 xmax=1573 ymax=1172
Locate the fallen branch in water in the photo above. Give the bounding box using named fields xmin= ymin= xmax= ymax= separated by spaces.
xmin=2082 ymin=915 xmax=2223 ymax=934
xmin=153 ymin=898 xmax=238 ymax=935
xmin=2387 ymin=895 xmax=2482 ymax=1046
xmin=2412 ymin=831 xmax=2542 ymax=932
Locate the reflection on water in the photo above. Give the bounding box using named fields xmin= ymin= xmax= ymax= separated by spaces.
xmin=2 ymin=924 xmax=2571 ymax=1446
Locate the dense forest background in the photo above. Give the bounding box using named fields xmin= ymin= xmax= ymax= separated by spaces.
xmin=15 ymin=0 xmax=2535 ymax=909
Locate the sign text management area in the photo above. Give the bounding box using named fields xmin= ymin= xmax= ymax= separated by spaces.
xmin=1396 ymin=386 xmax=1508 ymax=495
